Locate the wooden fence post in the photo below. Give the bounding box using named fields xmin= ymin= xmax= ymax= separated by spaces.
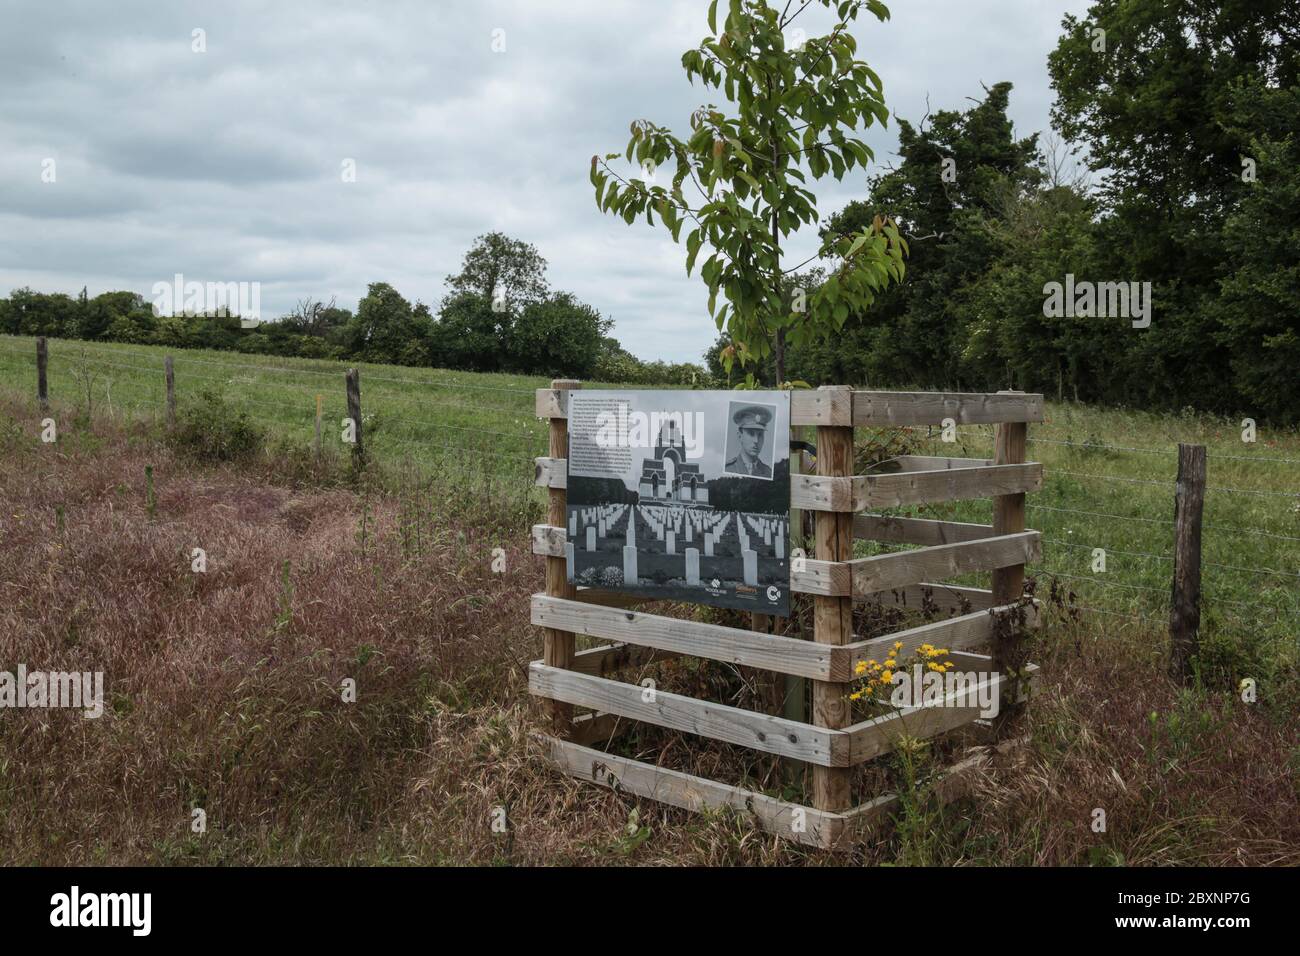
xmin=544 ymin=379 xmax=581 ymax=737
xmin=1169 ymin=443 xmax=1206 ymax=684
xmin=314 ymin=394 xmax=323 ymax=457
xmin=345 ymin=369 xmax=363 ymax=466
xmin=812 ymin=385 xmax=853 ymax=813
xmin=991 ymin=391 xmax=1028 ymax=731
xmin=164 ymin=356 xmax=176 ymax=428
xmin=36 ymin=337 xmax=48 ymax=412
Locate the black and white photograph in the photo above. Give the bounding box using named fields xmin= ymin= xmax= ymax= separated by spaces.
xmin=723 ymin=400 xmax=777 ymax=478
xmin=565 ymin=390 xmax=791 ymax=614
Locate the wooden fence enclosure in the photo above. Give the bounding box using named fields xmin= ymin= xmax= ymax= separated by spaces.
xmin=529 ymin=382 xmax=1045 ymax=848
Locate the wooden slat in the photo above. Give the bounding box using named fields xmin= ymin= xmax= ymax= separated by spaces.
xmin=946 ymin=654 xmax=1041 ymax=703
xmin=852 ymin=391 xmax=1045 ymax=426
xmin=790 ymin=558 xmax=851 ymax=597
xmin=854 ymin=514 xmax=994 ymax=546
xmin=791 ymin=474 xmax=862 ymax=512
xmin=542 ymin=736 xmax=851 ymax=848
xmin=860 ymin=582 xmax=996 ymax=613
xmin=846 ymin=672 xmax=1017 ymax=763
xmin=532 ymin=595 xmax=844 ymax=680
xmin=571 ymin=642 xmax=681 ymax=677
xmin=543 ymin=378 xmax=581 ymax=738
xmin=531 ymin=524 xmax=565 ymax=557
xmin=857 ymin=462 xmax=1042 ymax=509
xmin=528 ymin=662 xmax=849 ymax=766
xmin=541 ymin=733 xmax=1028 ymax=847
xmin=874 ymin=455 xmax=993 ymax=471
xmin=849 ymin=531 xmax=1040 ymax=596
xmin=534 ymin=456 xmax=566 ymax=489
xmin=539 ymin=389 xmax=836 ymax=426
xmin=791 ymin=388 xmax=853 ymax=427
xmin=535 ymin=387 xmax=568 ymax=419
xmin=845 ymin=601 xmax=1041 ymax=667
xmin=991 ymin=401 xmax=1030 ymax=725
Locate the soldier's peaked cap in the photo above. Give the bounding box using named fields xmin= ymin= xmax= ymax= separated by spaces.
xmin=732 ymin=405 xmax=772 ymax=429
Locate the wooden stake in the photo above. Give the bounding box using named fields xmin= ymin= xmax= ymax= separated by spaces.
xmin=544 ymin=379 xmax=581 ymax=736
xmin=164 ymin=356 xmax=176 ymax=428
xmin=812 ymin=385 xmax=853 ymax=812
xmin=345 ymin=369 xmax=363 ymax=467
xmin=990 ymin=392 xmax=1028 ymax=733
xmin=314 ymin=394 xmax=323 ymax=457
xmin=36 ymin=337 xmax=48 ymax=412
xmin=1169 ymin=443 xmax=1206 ymax=684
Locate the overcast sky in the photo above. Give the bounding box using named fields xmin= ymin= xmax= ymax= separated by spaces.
xmin=0 ymin=0 xmax=1092 ymax=364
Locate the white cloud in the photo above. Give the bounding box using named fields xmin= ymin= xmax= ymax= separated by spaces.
xmin=0 ymin=0 xmax=1092 ymax=363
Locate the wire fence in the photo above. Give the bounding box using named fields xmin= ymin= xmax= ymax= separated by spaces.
xmin=2 ymin=334 xmax=1297 ymax=632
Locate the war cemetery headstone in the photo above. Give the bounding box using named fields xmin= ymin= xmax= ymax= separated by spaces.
xmin=566 ymin=390 xmax=791 ymax=615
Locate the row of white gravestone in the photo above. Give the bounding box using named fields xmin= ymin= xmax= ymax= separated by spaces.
xmin=740 ymin=513 xmax=785 ymax=559
xmin=569 ymin=503 xmax=629 ymax=553
xmin=566 ymin=503 xmax=763 ymax=588
xmin=636 ymin=503 xmax=734 ymax=556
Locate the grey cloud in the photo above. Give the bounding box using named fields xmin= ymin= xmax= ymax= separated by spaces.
xmin=0 ymin=0 xmax=1092 ymax=363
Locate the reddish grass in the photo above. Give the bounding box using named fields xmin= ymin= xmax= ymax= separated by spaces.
xmin=0 ymin=399 xmax=1295 ymax=865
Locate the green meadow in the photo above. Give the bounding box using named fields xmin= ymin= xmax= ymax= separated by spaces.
xmin=2 ymin=332 xmax=1296 ymax=674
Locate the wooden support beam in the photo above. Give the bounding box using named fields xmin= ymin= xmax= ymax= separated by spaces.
xmin=791 ymin=474 xmax=863 ymax=512
xmin=854 ymin=514 xmax=994 ymax=546
xmin=852 ymin=391 xmax=1044 ymax=426
xmin=859 ymin=582 xmax=996 ymax=614
xmin=846 ymin=672 xmax=1016 ymax=763
xmin=528 ymin=663 xmax=849 ymax=766
xmin=534 ymin=456 xmax=566 ymax=489
xmin=791 ymin=388 xmax=854 ymax=427
xmin=790 ymin=557 xmax=852 ymax=597
xmin=531 ymin=524 xmax=566 ymax=557
xmin=535 ymin=388 xmax=853 ymax=428
xmin=845 ymin=601 xmax=1041 ymax=667
xmin=542 ymin=736 xmax=856 ymax=848
xmin=990 ymin=395 xmax=1029 ymax=733
xmin=873 ymin=455 xmax=993 ymax=471
xmin=858 ymin=462 xmax=1042 ymax=509
xmin=812 ymin=385 xmax=855 ymax=812
xmin=849 ymin=531 xmax=1041 ymax=596
xmin=532 ymin=594 xmax=844 ymax=680
xmin=543 ymin=379 xmax=580 ymax=737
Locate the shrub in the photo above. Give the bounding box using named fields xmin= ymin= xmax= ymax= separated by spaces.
xmin=168 ymin=387 xmax=266 ymax=462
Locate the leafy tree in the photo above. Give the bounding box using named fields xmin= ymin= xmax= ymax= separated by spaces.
xmin=344 ymin=282 xmax=428 ymax=365
xmin=1048 ymin=0 xmax=1300 ymax=415
xmin=1216 ymin=83 xmax=1300 ymax=420
xmin=432 ymin=292 xmax=506 ymax=372
xmin=590 ymin=0 xmax=906 ymax=385
xmin=445 ymin=232 xmax=549 ymax=314
xmin=815 ymin=82 xmax=1043 ymax=388
xmin=508 ymin=292 xmax=611 ymax=379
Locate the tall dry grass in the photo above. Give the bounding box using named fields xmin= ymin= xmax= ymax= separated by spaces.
xmin=0 ymin=397 xmax=1295 ymax=865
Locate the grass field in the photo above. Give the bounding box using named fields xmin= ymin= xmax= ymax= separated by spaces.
xmin=1 ymin=333 xmax=1297 ymax=865
xmin=3 ymin=333 xmax=1295 ymax=639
